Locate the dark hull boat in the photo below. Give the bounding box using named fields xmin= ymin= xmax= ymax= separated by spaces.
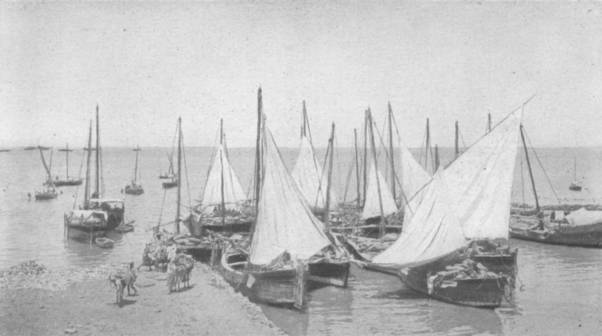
xmin=124 ymin=184 xmax=144 ymax=195
xmin=54 ymin=178 xmax=83 ymax=187
xmin=307 ymin=259 xmax=350 ymax=288
xmin=162 ymin=179 xmax=178 ymax=189
xmin=468 ymin=240 xmax=518 ymax=276
xmin=399 ymin=250 xmax=508 ymax=308
xmin=569 ymin=182 xmax=582 ymax=192
xmin=35 ymin=189 xmax=58 ymax=200
xmin=510 ymin=217 xmax=602 ymax=248
xmin=219 ymin=248 xmax=307 ymax=309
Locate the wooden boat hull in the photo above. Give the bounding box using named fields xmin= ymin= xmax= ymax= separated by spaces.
xmin=218 ymin=249 xmax=307 ymax=309
xmin=308 ymin=260 xmax=350 ymax=288
xmin=54 ymin=179 xmax=83 ymax=187
xmin=364 ymin=262 xmax=401 ymax=276
xmin=124 ymin=185 xmax=144 ymax=195
xmin=510 ymin=223 xmax=602 ymax=248
xmin=469 ymin=241 xmax=518 ymax=277
xmin=399 ymin=250 xmax=508 ymax=308
xmin=162 ymin=181 xmax=178 ymax=189
xmin=35 ymin=192 xmax=58 ymax=200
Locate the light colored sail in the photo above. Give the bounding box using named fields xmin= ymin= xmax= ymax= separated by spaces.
xmin=249 ymin=129 xmax=331 ymax=265
xmin=201 ymin=144 xmax=247 ymax=214
xmin=361 ymin=162 xmax=398 ymax=219
xmin=373 ymin=170 xmax=468 ymax=265
xmin=443 ymin=108 xmax=522 ymax=240
xmin=398 ymin=139 xmax=431 ymax=207
xmin=291 ymin=136 xmax=338 ymax=210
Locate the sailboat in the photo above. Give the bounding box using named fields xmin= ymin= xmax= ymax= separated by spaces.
xmin=124 ymin=146 xmax=144 ymax=195
xmin=159 ymin=151 xmax=176 ymax=179
xmin=53 ymin=143 xmax=83 ymax=186
xmin=34 ymin=147 xmax=58 ymax=201
xmin=64 ymin=106 xmax=125 ymax=242
xmin=218 ymin=89 xmax=349 ymax=309
xmin=187 ymin=119 xmax=251 ymax=234
xmin=291 ymin=101 xmax=338 ymax=217
xmin=161 ymin=153 xmax=178 ymax=189
xmin=569 ymin=156 xmax=582 ymax=191
xmin=510 ymin=126 xmax=602 ymax=247
xmin=366 ymin=105 xmax=524 ymax=307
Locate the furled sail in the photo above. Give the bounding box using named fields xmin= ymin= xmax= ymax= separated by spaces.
xmin=361 ymin=162 xmax=398 ymax=219
xmin=373 ymin=170 xmax=468 ymax=265
xmin=201 ymin=143 xmax=247 ymax=214
xmin=249 ymin=129 xmax=331 ymax=265
xmin=443 ymin=108 xmax=523 ymax=240
xmin=291 ymin=135 xmax=338 ymax=210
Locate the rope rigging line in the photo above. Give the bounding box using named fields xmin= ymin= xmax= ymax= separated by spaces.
xmin=523 ymin=127 xmax=561 ymax=204
xmin=181 ymin=129 xmax=192 ymax=211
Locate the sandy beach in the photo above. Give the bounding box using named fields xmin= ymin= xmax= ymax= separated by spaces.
xmin=0 ymin=261 xmax=285 ymax=336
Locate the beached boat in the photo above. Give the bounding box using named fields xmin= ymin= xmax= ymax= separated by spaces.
xmin=54 ymin=144 xmax=83 ymax=186
xmin=217 ymin=89 xmax=349 ymax=309
xmin=64 ymin=106 xmax=124 ymax=241
xmin=366 ymin=105 xmax=525 ymax=308
xmin=124 ymin=146 xmax=144 ymax=195
xmin=187 ymin=119 xmax=252 ymax=234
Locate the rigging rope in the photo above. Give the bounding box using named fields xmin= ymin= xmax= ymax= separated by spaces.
xmin=523 ymin=128 xmax=561 ymax=204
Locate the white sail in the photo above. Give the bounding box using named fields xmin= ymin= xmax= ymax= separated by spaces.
xmin=398 ymin=140 xmax=431 ymax=203
xmin=444 ymin=108 xmax=523 ymax=240
xmin=249 ymin=129 xmax=331 ymax=265
xmin=361 ymin=162 xmax=398 ymax=219
xmin=291 ymin=136 xmax=338 ymax=210
xmin=373 ymin=170 xmax=468 ymax=265
xmin=201 ymin=144 xmax=247 ymax=214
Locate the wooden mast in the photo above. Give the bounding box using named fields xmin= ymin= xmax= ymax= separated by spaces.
xmin=487 ymin=113 xmax=492 ymax=133
xmin=424 ymin=118 xmax=430 ymax=172
xmin=454 ymin=120 xmax=459 ymax=158
xmin=520 ymin=124 xmax=540 ymax=213
xmin=95 ymin=105 xmax=100 ymax=198
xmin=323 ymin=123 xmax=335 ymax=224
xmin=175 ymin=117 xmax=182 ymax=234
xmin=83 ymin=121 xmax=92 ymax=209
xmin=362 ymin=111 xmax=368 ymax=207
xmin=353 ymin=128 xmax=361 ymax=209
xmin=133 ymin=146 xmax=140 ymax=184
xmin=219 ymin=118 xmax=226 ymax=228
xmin=301 ymin=100 xmax=307 ymax=138
xmin=387 ymin=102 xmax=396 ymax=201
xmin=65 ymin=143 xmax=70 ymax=178
xmin=434 ymin=145 xmax=440 ymax=171
xmin=252 ymin=88 xmax=263 ymax=226
xmin=367 ymin=109 xmax=386 ymax=238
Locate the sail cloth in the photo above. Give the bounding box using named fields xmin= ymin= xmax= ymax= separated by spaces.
xmin=249 ymin=129 xmax=332 ymax=265
xmin=291 ymin=136 xmax=338 ymax=210
xmin=373 ymin=170 xmax=468 ymax=265
xmin=201 ymin=144 xmax=247 ymax=214
xmin=398 ymin=140 xmax=431 ymax=205
xmin=566 ymin=208 xmax=602 ymax=227
xmin=443 ymin=108 xmax=523 ymax=240
xmin=361 ymin=162 xmax=398 ymax=219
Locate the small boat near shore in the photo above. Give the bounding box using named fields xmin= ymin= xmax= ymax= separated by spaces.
xmin=54 ymin=144 xmax=83 ymax=187
xmin=94 ymin=237 xmax=114 ymax=248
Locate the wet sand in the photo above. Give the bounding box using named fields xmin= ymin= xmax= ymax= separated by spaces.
xmin=0 ymin=262 xmax=285 ymax=336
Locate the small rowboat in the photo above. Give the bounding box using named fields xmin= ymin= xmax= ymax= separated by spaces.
xmin=95 ymin=237 xmax=115 ymax=248
xmin=114 ymin=224 xmax=134 ymax=233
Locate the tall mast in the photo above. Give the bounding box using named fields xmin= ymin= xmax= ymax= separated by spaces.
xmin=175 ymin=117 xmax=182 ymax=234
xmin=520 ymin=124 xmax=540 ymax=212
xmin=83 ymin=121 xmax=92 ymax=209
xmin=95 ymin=105 xmax=100 ymax=198
xmin=368 ymin=109 xmax=386 ymax=238
xmin=301 ymin=100 xmax=307 ymax=138
xmin=454 ymin=120 xmax=459 ymax=158
xmin=323 ymin=123 xmax=335 ymax=224
xmin=362 ymin=110 xmax=368 ymax=207
xmin=253 ymin=88 xmax=263 ymax=219
xmin=65 ymin=143 xmax=69 ymax=178
xmin=574 ymin=156 xmax=577 ymax=181
xmin=387 ymin=102 xmax=396 ymax=201
xmin=133 ymin=146 xmax=140 ymax=183
xmin=487 ymin=113 xmax=492 ymax=133
xmin=424 ymin=118 xmax=430 ymax=171
xmin=353 ymin=128 xmax=361 ymax=209
xmin=434 ymin=145 xmax=440 ymax=171
xmin=219 ymin=118 xmax=226 ymax=227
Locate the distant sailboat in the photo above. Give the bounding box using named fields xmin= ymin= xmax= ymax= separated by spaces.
xmin=569 ymin=156 xmax=582 ymax=191
xmin=161 ymin=149 xmax=178 ymax=189
xmin=34 ymin=147 xmax=58 ymax=201
xmin=124 ymin=146 xmax=144 ymax=195
xmin=54 ymin=143 xmax=83 ymax=186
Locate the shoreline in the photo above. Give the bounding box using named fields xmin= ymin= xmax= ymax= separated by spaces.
xmin=0 ymin=261 xmax=285 ymax=336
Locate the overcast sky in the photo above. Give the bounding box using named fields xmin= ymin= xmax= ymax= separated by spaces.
xmin=2 ymin=1 xmax=602 ymax=148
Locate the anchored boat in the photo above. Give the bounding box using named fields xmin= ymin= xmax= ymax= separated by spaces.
xmin=54 ymin=143 xmax=83 ymax=186
xmin=124 ymin=146 xmax=144 ymax=195
xmin=34 ymin=147 xmax=58 ymax=201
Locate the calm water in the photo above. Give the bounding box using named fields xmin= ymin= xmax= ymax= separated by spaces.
xmin=1 ymin=146 xmax=601 ymax=335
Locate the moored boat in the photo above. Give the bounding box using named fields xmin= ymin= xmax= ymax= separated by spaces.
xmin=54 ymin=144 xmax=83 ymax=186
xmin=94 ymin=236 xmax=115 ymax=248
xmin=34 ymin=147 xmax=58 ymax=201
xmin=124 ymin=146 xmax=144 ymax=195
